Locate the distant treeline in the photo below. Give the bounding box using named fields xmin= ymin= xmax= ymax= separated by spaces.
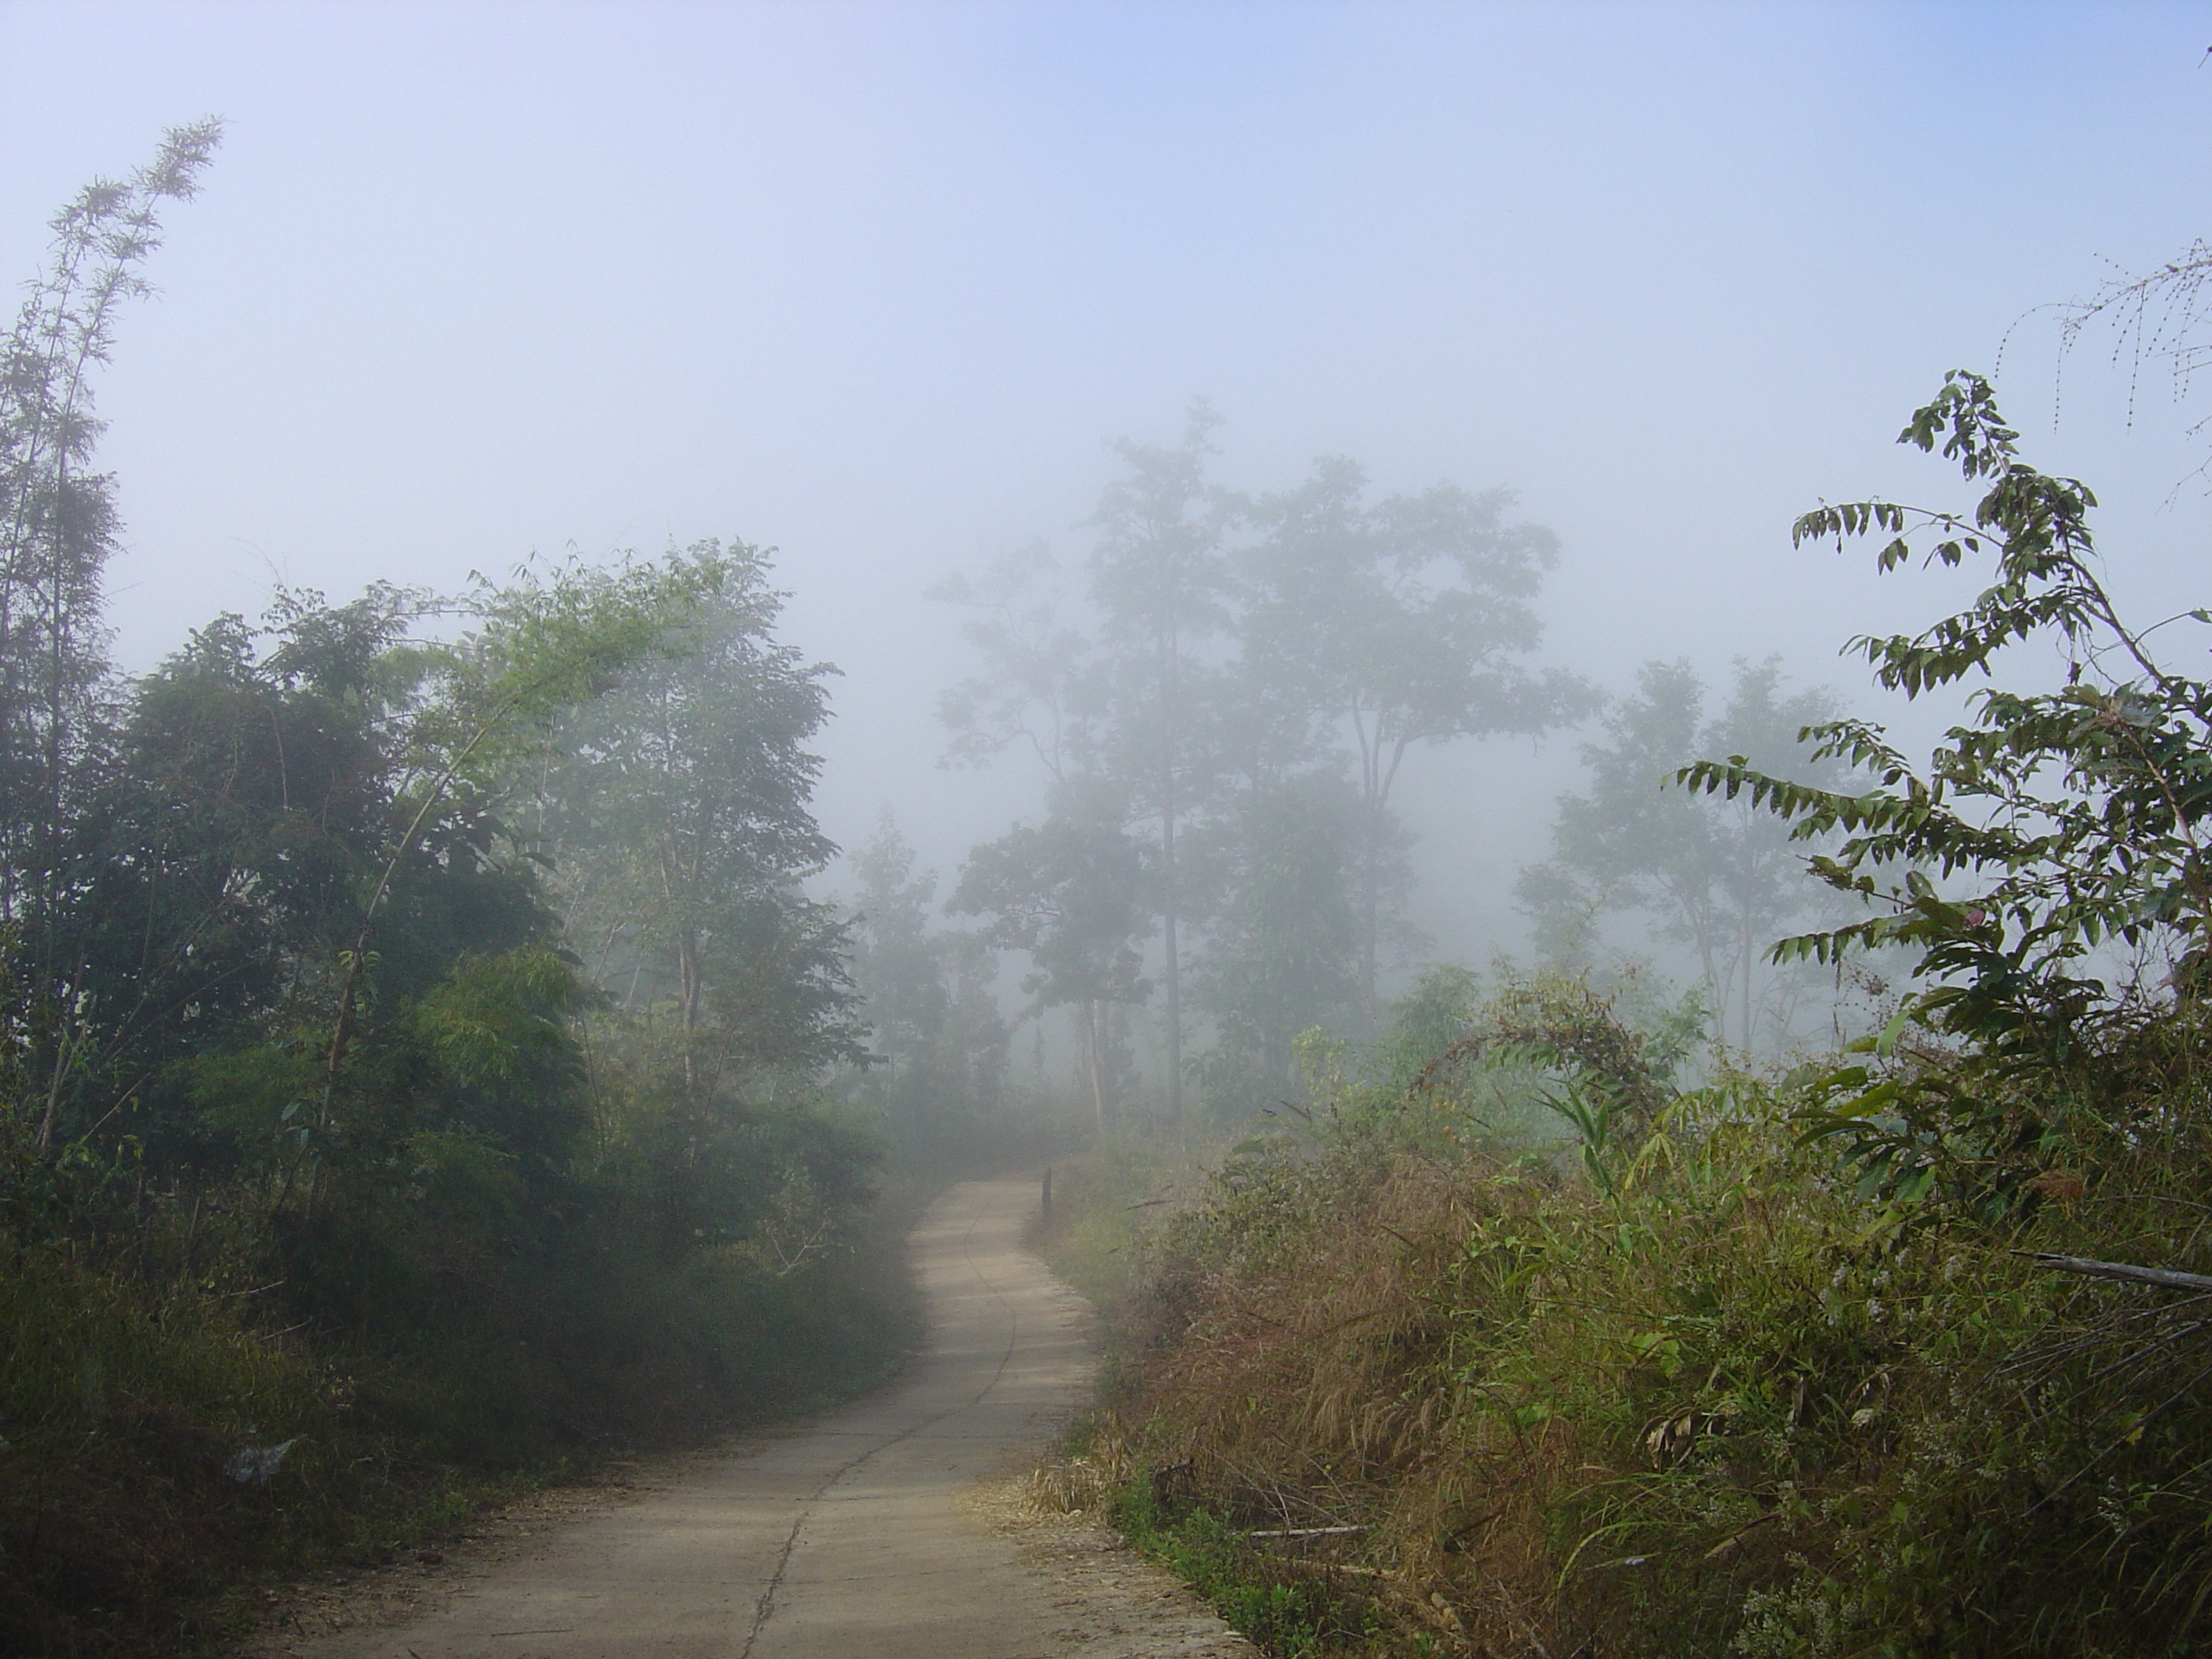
xmin=928 ymin=403 xmax=1870 ymax=1125
xmin=931 ymin=409 xmax=1592 ymax=1126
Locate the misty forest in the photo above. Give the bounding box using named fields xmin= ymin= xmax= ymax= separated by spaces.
xmin=9 ymin=15 xmax=2212 ymax=1659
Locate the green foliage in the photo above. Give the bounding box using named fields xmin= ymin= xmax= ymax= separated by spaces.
xmin=0 ymin=119 xmax=223 ymax=936
xmin=1690 ymin=370 xmax=2207 ymax=978
xmin=1113 ymin=1478 xmax=1347 ymax=1657
xmin=545 ymin=538 xmax=862 ymax=1102
xmin=0 ymin=141 xmax=916 ymax=1656
xmin=0 ymin=1233 xmax=351 ymax=1655
xmin=0 ymin=526 xmax=900 ymax=1650
xmin=950 ymin=783 xmax=1153 ymax=1126
xmin=1064 ymin=987 xmax=2212 ymax=1656
xmin=1680 ymin=372 xmax=2212 ymax=1206
xmin=1368 ymin=963 xmax=1483 ymax=1094
xmin=0 ymin=567 xmax=905 ymax=1644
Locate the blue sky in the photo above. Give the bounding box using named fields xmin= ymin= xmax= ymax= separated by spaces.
xmin=3 ymin=0 xmax=2209 ymax=954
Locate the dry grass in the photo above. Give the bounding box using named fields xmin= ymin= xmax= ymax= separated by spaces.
xmin=1113 ymin=1152 xmax=1585 ymax=1652
xmin=1051 ymin=1067 xmax=2212 ymax=1657
xmin=1023 ymin=1415 xmax=1133 ymax=1516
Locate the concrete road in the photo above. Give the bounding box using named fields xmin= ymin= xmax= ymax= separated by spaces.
xmin=281 ymin=1177 xmax=1249 ymax=1659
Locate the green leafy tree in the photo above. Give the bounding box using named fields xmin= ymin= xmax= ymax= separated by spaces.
xmin=0 ymin=142 xmax=913 ymax=1621
xmin=304 ymin=544 xmax=742 ymax=1147
xmin=545 ymin=540 xmax=862 ymax=1105
xmin=17 ymin=543 xmax=796 ymax=1190
xmin=0 ymin=120 xmax=221 ymax=1079
xmin=1243 ymin=455 xmax=1592 ymax=1017
xmin=1520 ymin=657 xmax=1849 ymax=1051
xmin=51 ymin=586 xmax=430 ymax=1163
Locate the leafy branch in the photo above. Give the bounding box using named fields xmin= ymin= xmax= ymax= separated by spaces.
xmin=1677 ymin=372 xmax=2212 ymax=1201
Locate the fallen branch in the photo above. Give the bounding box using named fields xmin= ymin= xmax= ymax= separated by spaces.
xmin=2015 ymin=1253 xmax=2212 ymax=1294
xmin=1247 ymin=1524 xmax=1368 ymax=1539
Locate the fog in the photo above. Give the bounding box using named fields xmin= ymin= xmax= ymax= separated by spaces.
xmin=5 ymin=0 xmax=2210 ymax=1080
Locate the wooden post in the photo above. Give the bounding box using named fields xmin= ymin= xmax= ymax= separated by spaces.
xmin=1041 ymin=1164 xmax=1052 ymax=1220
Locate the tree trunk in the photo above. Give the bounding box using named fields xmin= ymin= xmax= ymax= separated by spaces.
xmin=1351 ymin=719 xmax=1387 ymax=1029
xmin=1159 ymin=625 xmax=1184 ymax=1125
xmin=1080 ymin=1000 xmax=1107 ymax=1130
xmin=678 ymin=928 xmax=701 ymax=1097
xmin=1739 ymin=924 xmax=1754 ymax=1052
xmin=1162 ymin=828 xmax=1181 ymax=1123
xmin=1359 ymin=798 xmax=1381 ymax=1028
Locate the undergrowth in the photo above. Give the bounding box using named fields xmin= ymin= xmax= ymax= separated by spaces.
xmin=1041 ymin=976 xmax=2212 ymax=1657
xmin=0 ymin=1152 xmax=922 ymax=1656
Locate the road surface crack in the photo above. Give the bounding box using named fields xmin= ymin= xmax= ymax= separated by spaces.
xmin=736 ymin=1185 xmax=1024 ymax=1657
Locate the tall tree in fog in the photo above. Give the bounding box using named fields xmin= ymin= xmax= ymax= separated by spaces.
xmin=0 ymin=119 xmax=221 ymax=937
xmin=1185 ymin=770 xmax=1365 ymax=1110
xmin=39 ymin=552 xmax=725 ymax=1177
xmin=1242 ymin=457 xmax=1591 ymax=1019
xmin=1516 ymin=657 xmax=1848 ymax=1051
xmin=1084 ymin=402 xmax=1237 ymax=1120
xmin=933 ymin=539 xmax=1090 ymax=787
xmin=846 ymin=814 xmax=1009 ymax=1138
xmin=547 ymin=541 xmax=864 ymax=1102
xmin=947 ymin=783 xmax=1151 ymax=1129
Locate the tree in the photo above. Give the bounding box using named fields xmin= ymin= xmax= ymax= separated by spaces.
xmin=52 ymin=587 xmax=434 ymax=1161
xmin=301 ymin=547 xmax=740 ymax=1140
xmin=1083 ymin=402 xmax=1237 ymax=1120
xmin=947 ymin=783 xmax=1151 ymax=1128
xmin=844 ymin=813 xmax=1008 ymax=1141
xmin=1186 ymin=770 xmax=1365 ymax=1113
xmin=1518 ymin=657 xmax=1849 ymax=1051
xmin=0 ymin=119 xmax=221 ymax=1041
xmin=34 ymin=576 xmax=643 ymax=1231
xmin=544 ymin=540 xmax=863 ymax=1105
xmin=0 ymin=137 xmax=913 ymax=1594
xmin=932 ymin=540 xmax=1091 ymax=786
xmin=1243 ymin=455 xmax=1592 ymax=1018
